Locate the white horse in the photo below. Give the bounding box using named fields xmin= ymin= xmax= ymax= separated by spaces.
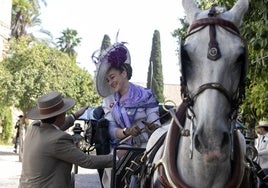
xmin=141 ymin=0 xmax=249 ymax=187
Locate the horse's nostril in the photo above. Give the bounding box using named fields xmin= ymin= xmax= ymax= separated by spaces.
xmin=194 ymin=135 xmax=202 ymax=152
xmin=221 ymin=132 xmax=229 ymax=148
xmin=194 ymin=132 xmax=229 ymax=154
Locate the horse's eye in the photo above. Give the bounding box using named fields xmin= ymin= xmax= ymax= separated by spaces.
xmin=236 ymin=54 xmax=244 ymax=64
xmin=235 ymin=48 xmax=246 ymax=64
xmin=180 ymin=45 xmax=191 ymax=81
xmin=181 ymin=46 xmax=191 ymax=63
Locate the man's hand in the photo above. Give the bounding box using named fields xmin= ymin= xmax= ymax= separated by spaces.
xmin=74 ymin=106 xmax=88 ymax=119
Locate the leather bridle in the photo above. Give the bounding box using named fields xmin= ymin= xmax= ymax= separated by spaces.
xmin=180 ymin=5 xmax=248 ymax=122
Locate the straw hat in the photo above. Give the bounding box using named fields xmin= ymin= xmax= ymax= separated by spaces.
xmin=93 ymin=42 xmax=131 ymax=97
xmin=27 ymin=91 xmax=76 ymax=120
xmin=256 ymin=120 xmax=268 ymax=128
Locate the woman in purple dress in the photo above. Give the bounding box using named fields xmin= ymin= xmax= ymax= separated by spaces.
xmin=93 ymin=42 xmax=161 ymax=187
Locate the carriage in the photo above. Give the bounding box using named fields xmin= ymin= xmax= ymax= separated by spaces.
xmin=72 ymin=0 xmax=268 ymax=187
xmin=72 ymin=103 xmax=262 ymax=188
xmin=72 ymin=103 xmax=173 ymax=187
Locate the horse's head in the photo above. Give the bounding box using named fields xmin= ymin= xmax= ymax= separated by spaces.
xmin=177 ymin=0 xmax=249 ymax=186
xmin=141 ymin=1 xmax=249 ymax=187
xmin=181 ymin=0 xmax=248 ymax=161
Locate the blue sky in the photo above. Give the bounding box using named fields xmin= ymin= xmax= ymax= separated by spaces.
xmin=39 ymin=0 xmax=185 ymax=84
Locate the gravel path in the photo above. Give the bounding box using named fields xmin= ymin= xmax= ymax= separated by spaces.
xmin=0 ymin=145 xmax=102 ymax=188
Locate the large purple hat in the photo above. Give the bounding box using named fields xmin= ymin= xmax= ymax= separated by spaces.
xmin=93 ymin=42 xmax=131 ymax=97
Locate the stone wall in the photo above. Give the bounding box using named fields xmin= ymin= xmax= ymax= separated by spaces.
xmin=0 ymin=0 xmax=12 ymax=61
xmin=134 ymin=82 xmax=182 ymax=106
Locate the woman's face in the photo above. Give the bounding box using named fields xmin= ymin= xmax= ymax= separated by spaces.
xmin=106 ymin=67 xmax=128 ymax=93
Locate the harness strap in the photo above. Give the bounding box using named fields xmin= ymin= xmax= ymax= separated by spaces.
xmin=153 ymin=101 xmax=244 ymax=187
xmin=126 ymin=132 xmax=167 ymax=187
xmin=207 ymin=4 xmax=221 ymax=60
xmin=188 ymin=17 xmax=240 ymax=35
xmin=192 ymin=82 xmax=234 ymax=104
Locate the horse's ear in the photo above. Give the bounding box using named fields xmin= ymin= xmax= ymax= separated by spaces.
xmin=182 ymin=0 xmax=201 ymax=24
xmin=228 ymin=0 xmax=249 ymax=27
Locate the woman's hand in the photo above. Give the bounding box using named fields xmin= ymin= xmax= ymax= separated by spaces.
xmin=142 ymin=121 xmax=160 ymax=132
xmin=124 ymin=125 xmax=141 ymax=137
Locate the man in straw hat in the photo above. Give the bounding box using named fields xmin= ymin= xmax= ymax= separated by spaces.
xmin=19 ymin=91 xmax=113 ymax=188
xmin=255 ymin=120 xmax=268 ymax=188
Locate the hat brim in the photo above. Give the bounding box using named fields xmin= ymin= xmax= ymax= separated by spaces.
xmin=256 ymin=121 xmax=268 ymax=128
xmin=256 ymin=124 xmax=268 ymax=128
xmin=27 ymin=98 xmax=76 ymax=120
xmin=95 ymin=43 xmax=131 ymax=98
xmin=95 ymin=56 xmax=114 ymax=98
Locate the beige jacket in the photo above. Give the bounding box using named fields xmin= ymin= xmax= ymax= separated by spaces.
xmin=19 ymin=116 xmax=113 ymax=188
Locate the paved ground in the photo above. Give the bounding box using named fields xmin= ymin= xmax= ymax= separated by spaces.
xmin=0 ymin=145 xmax=102 ymax=188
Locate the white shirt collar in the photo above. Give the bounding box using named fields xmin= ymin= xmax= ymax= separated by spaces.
xmin=52 ymin=124 xmax=60 ymax=130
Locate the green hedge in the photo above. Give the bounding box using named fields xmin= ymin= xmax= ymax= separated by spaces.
xmin=0 ymin=107 xmax=13 ymax=144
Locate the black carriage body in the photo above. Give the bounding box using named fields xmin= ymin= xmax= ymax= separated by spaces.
xmin=111 ymin=147 xmax=146 ymax=188
xmin=75 ymin=104 xmax=173 ymax=187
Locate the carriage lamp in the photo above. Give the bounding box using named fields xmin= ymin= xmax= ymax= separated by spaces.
xmin=72 ymin=123 xmax=85 ymax=149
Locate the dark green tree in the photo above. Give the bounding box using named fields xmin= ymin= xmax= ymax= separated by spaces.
xmin=147 ymin=30 xmax=164 ymax=103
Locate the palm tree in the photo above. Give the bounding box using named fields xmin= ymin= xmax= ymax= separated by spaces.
xmin=11 ymin=0 xmax=47 ymax=39
xmin=26 ymin=13 xmax=53 ymax=44
xmin=56 ymin=28 xmax=82 ymax=57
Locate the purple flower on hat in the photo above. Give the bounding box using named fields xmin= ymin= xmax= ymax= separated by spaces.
xmin=108 ymin=46 xmax=127 ymax=67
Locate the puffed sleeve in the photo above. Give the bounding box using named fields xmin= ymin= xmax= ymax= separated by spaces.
xmin=145 ymin=106 xmax=161 ymax=126
xmin=102 ymin=95 xmax=118 ymax=139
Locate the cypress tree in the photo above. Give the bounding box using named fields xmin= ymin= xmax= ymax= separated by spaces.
xmin=147 ymin=30 xmax=165 ymax=103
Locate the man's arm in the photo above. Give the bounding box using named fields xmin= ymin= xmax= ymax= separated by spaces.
xmin=60 ymin=106 xmax=88 ymax=131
